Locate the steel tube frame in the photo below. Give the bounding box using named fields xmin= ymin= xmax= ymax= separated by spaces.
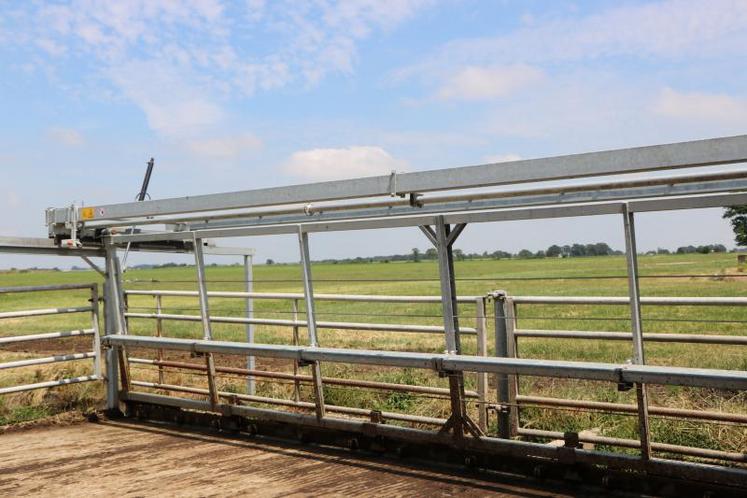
xmin=244 ymin=254 xmax=255 ymax=395
xmin=0 ymin=283 xmax=101 ymax=396
xmin=516 ymin=394 xmax=747 ymax=424
xmin=124 ymin=289 xmax=480 ymax=303
xmin=128 ymin=356 xmax=480 ymax=398
xmin=0 ymin=329 xmax=94 ymax=345
xmin=104 ymin=336 xmax=747 ymax=392
xmin=123 ymin=312 xmax=478 ymax=335
xmin=51 ymin=134 xmax=747 ymax=225
xmin=192 ymin=236 xmax=220 ymax=407
xmin=622 ymin=204 xmax=652 ymax=461
xmin=298 ymin=228 xmax=325 ymax=419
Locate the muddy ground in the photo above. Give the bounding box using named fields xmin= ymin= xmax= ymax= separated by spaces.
xmin=0 ymin=419 xmax=591 ymax=497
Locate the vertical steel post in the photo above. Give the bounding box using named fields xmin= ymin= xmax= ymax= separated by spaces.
xmin=432 ymin=217 xmax=482 ymax=438
xmin=493 ymin=293 xmax=518 ymax=438
xmin=475 ymin=296 xmax=488 ymax=432
xmin=622 ymin=203 xmax=652 ymax=461
xmin=193 ymin=236 xmax=220 ymax=408
xmin=103 ymin=246 xmax=118 ymax=411
xmin=244 ymin=254 xmax=256 ymax=395
xmin=298 ymin=227 xmax=326 ymax=419
xmin=436 ymin=217 xmax=459 ymax=355
xmin=155 ymin=294 xmax=165 ymax=385
xmin=112 ymin=254 xmax=131 ymax=392
xmin=90 ymin=284 xmax=102 ymax=379
xmin=291 ymin=298 xmax=301 ymax=402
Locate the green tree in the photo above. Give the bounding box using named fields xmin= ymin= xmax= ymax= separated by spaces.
xmin=411 ymin=247 xmax=421 ymax=262
xmin=723 ymin=206 xmax=747 ymax=247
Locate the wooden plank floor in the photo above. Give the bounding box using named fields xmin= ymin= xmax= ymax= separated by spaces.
xmin=0 ymin=420 xmax=595 ymax=497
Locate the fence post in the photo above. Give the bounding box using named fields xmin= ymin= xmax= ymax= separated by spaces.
xmin=298 ymin=227 xmax=326 ymax=419
xmin=90 ymin=284 xmax=101 ymax=379
xmin=475 ymin=296 xmax=488 ymax=432
xmin=622 ymin=204 xmax=652 ymax=461
xmin=155 ymin=294 xmax=165 ymax=385
xmin=244 ymin=254 xmax=256 ymax=395
xmin=492 ymin=290 xmax=518 ymax=438
xmin=291 ymin=298 xmax=301 ymax=402
xmin=193 ymin=236 xmax=220 ymax=408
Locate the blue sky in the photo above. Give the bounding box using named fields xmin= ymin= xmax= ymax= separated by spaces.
xmin=2 ymin=0 xmax=747 ymax=267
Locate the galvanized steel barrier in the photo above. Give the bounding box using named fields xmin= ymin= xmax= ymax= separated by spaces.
xmin=0 ymin=283 xmax=101 ymax=395
xmin=37 ymin=134 xmax=747 ymax=491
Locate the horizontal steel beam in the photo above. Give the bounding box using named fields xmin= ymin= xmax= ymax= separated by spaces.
xmin=55 ymin=134 xmax=747 ymax=224
xmin=515 ymin=329 xmax=747 ymax=345
xmin=130 ymin=380 xmax=446 ymax=426
xmin=0 ymin=306 xmax=93 ymax=320
xmin=518 ymin=428 xmax=746 ymax=463
xmin=0 ymin=283 xmax=96 ymax=294
xmin=0 ymin=375 xmax=98 ymax=395
xmin=0 ymin=237 xmax=105 ymax=257
xmin=516 ymin=395 xmax=747 ymax=424
xmin=104 ymin=335 xmax=747 ymax=390
xmin=0 ymin=352 xmax=96 ymax=370
xmin=91 ymin=172 xmax=747 ymax=231
xmin=124 ymin=312 xmax=478 ymax=335
xmin=124 ymin=289 xmax=480 ymax=304
xmin=0 ymin=329 xmax=94 ymax=345
xmin=110 ymin=191 xmax=747 ymax=243
xmin=128 ymin=356 xmax=480 ymax=398
xmin=512 ymin=296 xmax=747 ymax=305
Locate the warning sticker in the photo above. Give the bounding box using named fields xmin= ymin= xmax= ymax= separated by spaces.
xmin=80 ymin=207 xmax=95 ymax=220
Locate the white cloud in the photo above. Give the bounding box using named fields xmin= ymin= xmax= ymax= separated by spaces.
xmin=394 ymin=0 xmax=747 ymax=91
xmin=187 ymin=133 xmax=262 ymax=159
xmin=653 ymin=87 xmax=747 ymax=126
xmin=109 ymin=61 xmax=224 ymax=136
xmin=7 ymin=1 xmax=432 ymax=140
xmin=285 ymin=146 xmax=408 ymax=181
xmin=436 ymin=65 xmax=542 ymax=101
xmin=48 ymin=127 xmax=85 ymax=146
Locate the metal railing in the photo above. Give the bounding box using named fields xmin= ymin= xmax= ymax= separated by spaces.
xmin=105 ymin=333 xmax=747 ymax=489
xmin=491 ymin=293 xmax=747 ymax=462
xmin=123 ymin=289 xmax=491 ymax=429
xmin=0 ymin=283 xmax=101 ymax=395
xmin=121 ymin=288 xmax=747 ymax=465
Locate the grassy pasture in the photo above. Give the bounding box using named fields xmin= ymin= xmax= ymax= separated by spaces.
xmin=1 ymin=253 xmax=745 ymax=460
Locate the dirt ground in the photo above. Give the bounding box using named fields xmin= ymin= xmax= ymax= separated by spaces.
xmin=0 ymin=419 xmax=591 ymax=497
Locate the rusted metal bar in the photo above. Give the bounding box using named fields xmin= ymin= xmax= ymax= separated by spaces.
xmin=516 ymin=395 xmax=747 ymax=424
xmin=128 ymin=357 xmax=479 ymax=398
xmin=518 ymin=428 xmax=747 ymax=463
xmin=129 ymin=380 xmax=446 ymax=425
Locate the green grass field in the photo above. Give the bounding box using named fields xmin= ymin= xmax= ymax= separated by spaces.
xmin=1 ymin=253 xmax=745 ymax=460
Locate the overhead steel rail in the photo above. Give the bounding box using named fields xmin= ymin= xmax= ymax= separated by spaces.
xmin=45 ymin=134 xmax=747 ymax=240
